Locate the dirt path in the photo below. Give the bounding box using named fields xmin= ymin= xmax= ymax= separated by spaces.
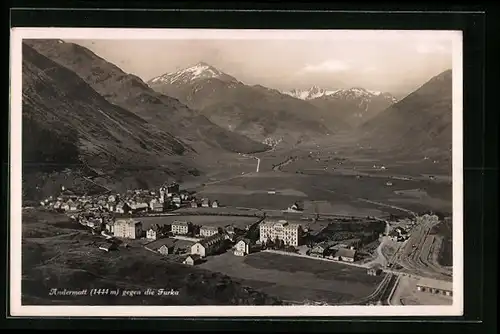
xmin=357 ymin=198 xmax=416 ymax=217
xmin=272 ymin=156 xmax=297 ymax=171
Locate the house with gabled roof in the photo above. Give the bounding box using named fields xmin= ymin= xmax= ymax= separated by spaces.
xmin=310 ymin=243 xmax=328 ymax=258
xmin=234 ymin=238 xmax=253 ymax=256
xmin=332 ymin=248 xmax=357 ymax=262
xmin=201 ymin=198 xmax=210 ymax=208
xmin=190 ymin=233 xmax=226 ymax=257
xmin=183 ymin=254 xmax=203 ymax=266
xmin=146 ymin=224 xmax=162 ymax=240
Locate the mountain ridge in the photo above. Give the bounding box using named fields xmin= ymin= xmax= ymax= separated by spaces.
xmin=280 ymin=86 xmax=397 ymax=127
xmin=147 ymin=62 xmax=349 ymax=146
xmin=360 ymin=69 xmax=453 ymax=159
xmin=149 ymin=62 xmax=239 ymax=85
xmin=22 ymin=43 xmax=203 ymax=201
xmin=24 ymin=39 xmax=270 ymax=155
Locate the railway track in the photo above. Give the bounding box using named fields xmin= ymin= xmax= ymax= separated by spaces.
xmin=396 ymin=220 xmax=452 ymax=281
xmin=343 ymin=272 xmax=396 ymax=305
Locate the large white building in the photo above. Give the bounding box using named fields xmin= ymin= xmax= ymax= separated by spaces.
xmin=199 ymin=225 xmax=219 ymax=238
xmin=171 ymin=221 xmax=191 ymax=235
xmin=113 ymin=219 xmax=143 ymax=239
xmin=259 ymin=220 xmax=302 ymax=246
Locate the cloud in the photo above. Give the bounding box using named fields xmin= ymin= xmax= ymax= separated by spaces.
xmin=415 ymin=43 xmax=450 ymax=54
xmin=300 ymin=59 xmax=351 ymax=73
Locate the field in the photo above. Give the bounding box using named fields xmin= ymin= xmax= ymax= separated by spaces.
xmin=198 ymin=251 xmax=383 ymax=305
xmin=252 ymin=142 xmax=453 ymax=215
xmin=21 ymin=209 xmax=281 ymax=305
xmin=138 ymin=215 xmax=259 ymax=230
xmin=199 ymin=168 xmax=451 ymax=215
xmin=310 ymin=219 xmax=385 ymax=246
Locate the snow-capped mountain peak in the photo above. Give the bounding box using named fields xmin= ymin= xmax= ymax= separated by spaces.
xmin=283 ymin=86 xmax=397 ymax=103
xmin=284 ymin=86 xmax=339 ymax=100
xmin=149 ymin=62 xmax=237 ymax=85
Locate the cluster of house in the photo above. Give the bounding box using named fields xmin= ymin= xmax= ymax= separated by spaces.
xmin=40 ymin=192 xmax=92 ymax=212
xmin=183 ymin=235 xmax=259 ymax=265
xmin=73 ymin=211 xmax=114 ymax=230
xmin=189 ymin=197 xmax=220 ymax=209
xmin=141 ymin=220 xmax=256 ymax=265
xmin=388 ymin=226 xmax=410 ymax=242
xmin=40 ymin=182 xmax=200 ymax=215
xmin=308 ymin=239 xmax=359 ymax=263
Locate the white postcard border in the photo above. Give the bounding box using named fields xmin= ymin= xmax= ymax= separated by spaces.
xmin=9 ymin=28 xmax=464 ymax=317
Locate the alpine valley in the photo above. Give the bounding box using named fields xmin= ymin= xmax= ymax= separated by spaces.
xmin=19 ymin=37 xmax=455 ymax=308
xmin=22 ymin=40 xmax=453 ymax=204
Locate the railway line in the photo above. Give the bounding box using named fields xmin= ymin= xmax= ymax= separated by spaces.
xmin=343 ymin=272 xmax=397 ymax=305
xmin=394 ymin=217 xmax=452 ymax=281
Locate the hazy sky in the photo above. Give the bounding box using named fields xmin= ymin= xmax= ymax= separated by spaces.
xmin=67 ymin=30 xmax=455 ymax=96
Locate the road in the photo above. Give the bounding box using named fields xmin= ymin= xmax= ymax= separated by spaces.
xmin=263 ymin=249 xmax=370 ymax=269
xmin=272 ymin=156 xmax=297 ymax=171
xmin=363 ymin=236 xmax=389 ymax=268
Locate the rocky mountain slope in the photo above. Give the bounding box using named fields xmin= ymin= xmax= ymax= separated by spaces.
xmin=23 ymin=44 xmax=189 ymax=164
xmin=148 ymin=63 xmax=348 ymax=146
xmin=283 ymin=86 xmax=398 ymax=127
xmin=360 ymin=69 xmax=453 ymax=159
xmin=24 ymin=40 xmax=269 ymax=155
xmin=22 ymin=43 xmax=203 ymax=201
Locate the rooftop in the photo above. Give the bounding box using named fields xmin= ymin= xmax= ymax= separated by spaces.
xmin=199 ymin=233 xmax=225 ymax=246
xmin=417 ymin=277 xmax=453 ymax=291
xmin=334 ymin=248 xmax=356 ymax=258
xmin=146 ymin=238 xmax=177 ymax=250
xmin=236 ymin=238 xmax=252 ymax=244
xmin=172 ymin=221 xmax=189 ymax=226
xmin=200 ymin=225 xmax=219 ymax=231
xmin=115 ymin=219 xmax=141 ymax=226
xmin=259 ymin=220 xmax=301 ymax=229
xmin=186 ymin=254 xmax=202 ymax=261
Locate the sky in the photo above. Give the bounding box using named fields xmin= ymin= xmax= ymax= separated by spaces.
xmin=67 ymin=30 xmax=456 ymax=97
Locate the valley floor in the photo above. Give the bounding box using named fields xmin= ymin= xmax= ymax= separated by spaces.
xmin=19 ymin=133 xmax=454 ymax=306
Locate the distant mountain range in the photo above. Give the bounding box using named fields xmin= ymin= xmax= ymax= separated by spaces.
xmin=148 ymin=62 xmax=347 ymax=145
xmin=283 ymin=86 xmax=398 ymax=127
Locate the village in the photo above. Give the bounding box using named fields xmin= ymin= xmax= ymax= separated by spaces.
xmin=31 ymin=177 xmax=454 ymax=307
xmin=36 ymin=181 xmax=418 ymax=272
